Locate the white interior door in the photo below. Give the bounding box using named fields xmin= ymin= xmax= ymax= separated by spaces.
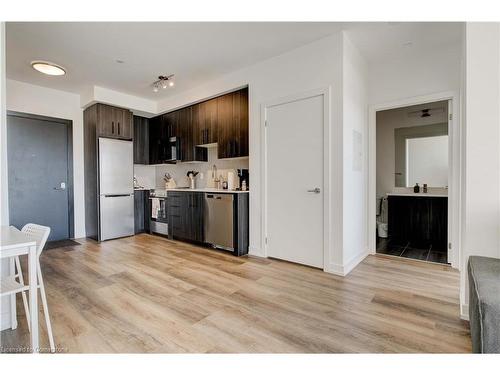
xmin=266 ymin=93 xmax=325 ymax=268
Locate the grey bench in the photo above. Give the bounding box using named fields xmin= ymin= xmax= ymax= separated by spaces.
xmin=468 ymin=256 xmax=500 ymax=353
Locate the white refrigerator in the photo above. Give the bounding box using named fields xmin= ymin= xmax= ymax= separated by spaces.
xmin=99 ymin=138 xmax=134 ymax=241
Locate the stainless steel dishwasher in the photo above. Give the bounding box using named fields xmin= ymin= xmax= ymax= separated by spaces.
xmin=204 ymin=193 xmax=234 ymax=251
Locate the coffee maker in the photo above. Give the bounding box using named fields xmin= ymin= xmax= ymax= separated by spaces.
xmin=237 ymin=169 xmax=249 ymax=190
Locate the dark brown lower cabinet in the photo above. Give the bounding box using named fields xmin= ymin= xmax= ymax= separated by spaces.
xmin=167 ymin=191 xmax=204 ymax=242
xmin=134 ymin=190 xmax=150 ymax=234
xmin=166 ymin=191 xmax=249 ymax=256
xmin=388 ymin=195 xmax=447 ymax=248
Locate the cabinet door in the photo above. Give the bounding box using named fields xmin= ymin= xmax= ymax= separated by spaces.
xmin=232 ymin=88 xmax=249 ymax=157
xmin=195 ymin=99 xmax=217 ymax=145
xmin=184 ymin=192 xmax=204 ymax=242
xmin=133 ymin=116 xmax=149 ymax=164
xmin=97 ymin=104 xmax=133 ymax=139
xmin=429 ymin=197 xmax=448 ymax=248
xmin=191 ymin=104 xmax=208 ymax=161
xmin=164 ymin=111 xmax=178 ymax=139
xmin=192 ymin=103 xmax=204 ymax=146
xmin=97 ymin=104 xmax=115 ymax=137
xmin=148 ymin=116 xmax=160 ymax=164
xmin=204 ymin=98 xmax=218 ymax=144
xmin=217 ymin=93 xmax=233 ymax=159
xmin=117 ymin=109 xmax=133 ymax=139
xmin=159 ymin=113 xmax=171 ymax=162
xmin=167 ymin=192 xmax=187 ymax=239
xmin=217 ymin=89 xmax=248 ymax=159
xmin=134 ymin=191 xmax=145 ymax=234
xmin=178 ymin=107 xmax=194 ymax=161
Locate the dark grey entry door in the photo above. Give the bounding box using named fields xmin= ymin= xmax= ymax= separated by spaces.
xmin=7 ymin=113 xmax=72 ymax=241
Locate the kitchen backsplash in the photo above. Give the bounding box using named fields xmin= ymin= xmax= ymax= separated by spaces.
xmin=134 ymin=147 xmax=249 ymax=190
xmin=133 ymin=164 xmax=157 ymax=189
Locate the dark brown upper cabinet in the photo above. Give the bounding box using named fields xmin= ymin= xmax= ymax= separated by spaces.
xmin=95 ymin=103 xmax=133 ymax=140
xmin=194 ymin=98 xmax=218 ymax=146
xmin=232 ymin=88 xmax=249 ymax=158
xmin=147 ymin=87 xmax=248 ymax=164
xmin=177 ymin=107 xmax=193 ymax=162
xmin=217 ymin=87 xmax=249 ymax=159
xmin=149 ymin=112 xmax=178 ymax=164
xmin=133 ymin=116 xmax=149 ymax=164
xmin=216 ymin=93 xmax=233 ymax=159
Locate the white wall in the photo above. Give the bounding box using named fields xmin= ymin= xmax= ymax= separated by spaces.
xmin=341 ymin=34 xmax=369 ymax=273
xmin=462 ymin=22 xmax=500 ymax=316
xmin=1 ymin=22 xmax=12 ymax=331
xmin=368 ymin=43 xmax=462 ymax=105
xmin=154 ymin=33 xmax=345 ymax=270
xmin=376 ymin=103 xmax=449 ymax=197
xmin=6 ymin=79 xmax=85 ymax=239
xmin=366 ymin=32 xmax=463 ymax=281
xmin=81 ymin=85 xmax=157 ymax=116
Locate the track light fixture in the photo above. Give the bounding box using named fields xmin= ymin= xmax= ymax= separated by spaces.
xmin=152 ymin=74 xmax=175 ymax=92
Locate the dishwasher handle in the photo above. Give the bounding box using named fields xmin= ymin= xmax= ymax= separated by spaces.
xmin=205 ymin=193 xmax=233 ymax=201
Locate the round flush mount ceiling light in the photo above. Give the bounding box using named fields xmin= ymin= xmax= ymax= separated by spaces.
xmin=31 ymin=61 xmax=66 ymax=76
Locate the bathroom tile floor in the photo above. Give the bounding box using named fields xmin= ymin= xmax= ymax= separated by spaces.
xmin=376 ymin=237 xmax=448 ymax=265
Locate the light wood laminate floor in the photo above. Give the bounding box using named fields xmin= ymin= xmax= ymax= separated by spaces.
xmin=1 ymin=234 xmax=470 ymax=353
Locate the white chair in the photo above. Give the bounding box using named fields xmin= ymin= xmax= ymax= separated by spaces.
xmin=12 ymin=224 xmax=54 ymax=352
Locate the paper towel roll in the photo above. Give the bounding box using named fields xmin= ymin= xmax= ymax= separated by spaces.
xmin=227 ymin=171 xmax=235 ymax=190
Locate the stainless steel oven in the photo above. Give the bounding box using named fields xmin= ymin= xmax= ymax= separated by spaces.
xmin=149 ymin=191 xmax=168 ymax=236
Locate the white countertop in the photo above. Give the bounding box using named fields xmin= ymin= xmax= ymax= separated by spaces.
xmin=166 ymin=188 xmax=249 ymax=194
xmin=386 ymin=193 xmax=447 ymax=197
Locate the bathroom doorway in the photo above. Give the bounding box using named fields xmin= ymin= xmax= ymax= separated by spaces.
xmin=368 ymin=93 xmax=461 ymax=268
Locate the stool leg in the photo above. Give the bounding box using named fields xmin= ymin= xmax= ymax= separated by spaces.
xmin=37 ymin=260 xmax=55 ymax=352
xmin=9 ymin=258 xmax=17 ymax=330
xmin=15 ymin=256 xmax=31 ymax=331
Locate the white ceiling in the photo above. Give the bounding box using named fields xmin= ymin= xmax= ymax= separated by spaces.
xmin=6 ymin=22 xmax=463 ymax=100
xmin=345 ymin=22 xmax=463 ymax=63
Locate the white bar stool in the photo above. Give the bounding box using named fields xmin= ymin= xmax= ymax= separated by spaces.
xmin=2 ymin=224 xmax=55 ymax=352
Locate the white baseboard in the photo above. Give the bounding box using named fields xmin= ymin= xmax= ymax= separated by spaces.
xmin=324 ymin=262 xmax=345 ymax=276
xmin=248 ymin=246 xmax=266 ymax=258
xmin=460 ymin=303 xmax=469 ymax=321
xmin=344 ymin=251 xmax=369 ymax=275
xmin=325 ymin=251 xmax=369 ymax=276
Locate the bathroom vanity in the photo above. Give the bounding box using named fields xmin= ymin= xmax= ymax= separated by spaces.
xmin=387 ymin=194 xmax=448 ymax=248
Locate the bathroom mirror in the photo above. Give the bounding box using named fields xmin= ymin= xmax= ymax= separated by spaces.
xmin=394 ymin=123 xmax=448 ymax=188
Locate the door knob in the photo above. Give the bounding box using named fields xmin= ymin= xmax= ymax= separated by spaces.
xmin=307 ymin=187 xmax=321 ymax=193
xmin=54 ymin=182 xmax=66 ymax=190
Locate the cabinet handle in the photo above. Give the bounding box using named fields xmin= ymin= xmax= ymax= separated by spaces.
xmin=112 ymin=121 xmax=114 ymax=134
xmin=118 ymin=122 xmax=121 ymax=135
